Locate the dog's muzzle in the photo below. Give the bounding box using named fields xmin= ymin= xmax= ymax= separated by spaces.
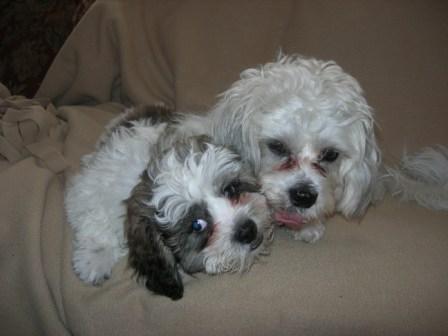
xmin=233 ymin=219 xmax=262 ymax=250
xmin=289 ymin=184 xmax=318 ymax=209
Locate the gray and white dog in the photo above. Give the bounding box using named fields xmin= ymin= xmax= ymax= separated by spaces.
xmin=209 ymin=54 xmax=448 ymax=242
xmin=65 ymin=106 xmax=272 ymax=300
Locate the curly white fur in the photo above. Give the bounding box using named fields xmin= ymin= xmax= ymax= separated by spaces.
xmin=209 ymin=54 xmax=448 ymax=242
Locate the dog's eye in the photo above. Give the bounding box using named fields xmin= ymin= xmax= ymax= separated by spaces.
xmin=192 ymin=219 xmax=208 ymax=232
xmin=223 ymin=180 xmax=242 ymax=199
xmin=320 ymin=148 xmax=339 ymax=163
xmin=266 ymin=140 xmax=290 ymax=157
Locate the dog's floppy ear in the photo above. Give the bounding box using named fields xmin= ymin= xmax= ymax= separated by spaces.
xmin=125 ymin=172 xmax=183 ymax=300
xmin=315 ymin=59 xmax=381 ymax=218
xmin=337 ymin=107 xmax=381 ymax=218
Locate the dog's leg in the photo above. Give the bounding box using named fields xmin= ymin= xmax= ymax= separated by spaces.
xmin=72 ymin=241 xmax=123 ymax=286
xmin=293 ymin=222 xmax=326 ymax=243
xmin=71 ymin=212 xmax=127 ymax=285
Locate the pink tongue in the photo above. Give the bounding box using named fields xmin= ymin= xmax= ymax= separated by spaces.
xmin=274 ymin=211 xmax=304 ymax=230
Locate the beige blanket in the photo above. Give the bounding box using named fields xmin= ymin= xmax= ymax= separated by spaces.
xmin=2 ymin=1 xmax=448 ymax=335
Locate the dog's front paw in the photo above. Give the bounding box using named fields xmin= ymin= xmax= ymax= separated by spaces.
xmin=72 ymin=247 xmax=117 ymax=286
xmin=293 ymin=223 xmax=325 ymax=243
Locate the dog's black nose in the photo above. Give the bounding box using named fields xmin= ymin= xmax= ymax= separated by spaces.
xmin=234 ymin=219 xmax=257 ymax=245
xmin=289 ymin=185 xmax=318 ymax=208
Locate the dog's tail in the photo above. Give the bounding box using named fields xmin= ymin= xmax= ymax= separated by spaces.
xmin=375 ymin=146 xmax=448 ymax=210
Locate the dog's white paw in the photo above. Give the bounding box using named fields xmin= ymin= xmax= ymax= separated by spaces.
xmin=293 ymin=223 xmax=325 ymax=243
xmin=72 ymin=246 xmax=117 ymax=286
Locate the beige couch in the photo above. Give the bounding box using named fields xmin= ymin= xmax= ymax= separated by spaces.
xmin=1 ymin=1 xmax=447 ymax=335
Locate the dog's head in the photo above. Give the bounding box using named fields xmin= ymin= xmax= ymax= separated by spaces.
xmin=125 ymin=135 xmax=272 ymax=300
xmin=212 ymin=55 xmax=380 ymax=227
